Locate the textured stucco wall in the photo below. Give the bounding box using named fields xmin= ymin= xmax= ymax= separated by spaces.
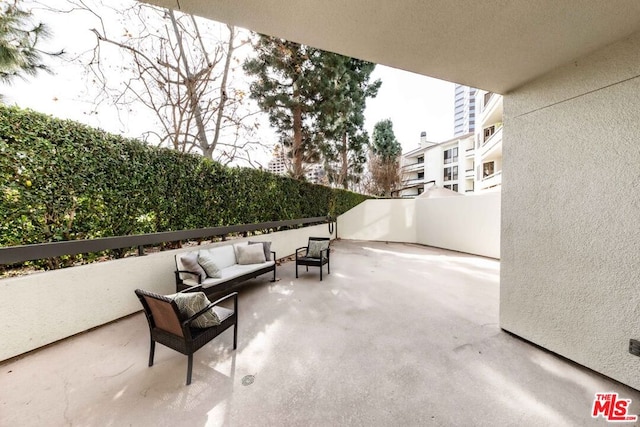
xmin=501 ymin=31 xmax=640 ymax=389
xmin=416 ymin=192 xmax=500 ymax=259
xmin=0 ymin=224 xmax=332 ymax=361
xmin=337 ymin=199 xmax=417 ymax=243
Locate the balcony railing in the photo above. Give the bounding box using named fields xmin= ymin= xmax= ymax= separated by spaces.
xmin=0 ymin=217 xmax=330 ymax=265
xmin=479 ymin=170 xmax=503 ymax=190
xmin=402 ymin=161 xmax=425 ymax=172
xmin=480 ymin=126 xmax=503 ymax=157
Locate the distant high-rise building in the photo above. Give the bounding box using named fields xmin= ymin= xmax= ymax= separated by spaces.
xmin=453 ymin=84 xmax=476 ymax=136
xmin=267 ymin=146 xmax=289 ymax=175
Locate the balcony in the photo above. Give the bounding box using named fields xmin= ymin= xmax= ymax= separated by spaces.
xmin=402 ymin=161 xmax=425 ymax=173
xmin=404 ymin=177 xmax=426 ymax=186
xmin=478 ymin=170 xmax=503 ymax=190
xmin=2 ymin=196 xmax=639 ymax=425
xmin=479 ymin=125 xmax=502 ymax=159
xmin=3 ymin=233 xmax=635 ymax=425
xmin=479 ymin=92 xmax=503 ymax=128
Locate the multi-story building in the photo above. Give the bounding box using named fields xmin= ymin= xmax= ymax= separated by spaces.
xmin=453 ymin=84 xmax=476 ymax=136
xmin=267 ymin=146 xmax=325 ymax=184
xmin=267 ymin=146 xmax=289 ymax=175
xmin=304 ymin=163 xmax=326 ymax=184
xmin=398 ymin=132 xmax=474 ymax=197
xmin=473 ymin=90 xmax=503 ymax=192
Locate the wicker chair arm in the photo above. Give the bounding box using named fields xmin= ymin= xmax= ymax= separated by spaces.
xmin=270 ymin=250 xmax=277 ymax=261
xmin=182 ymin=292 xmax=238 ymax=328
xmin=178 ymin=284 xmax=203 ymax=294
xmin=176 ymin=270 xmax=202 ymax=284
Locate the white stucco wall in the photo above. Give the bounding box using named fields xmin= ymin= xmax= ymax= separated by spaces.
xmin=501 ymin=31 xmax=640 ymax=389
xmin=0 ymin=224 xmax=333 ymax=361
xmin=337 ymin=199 xmax=417 ymax=243
xmin=416 ymin=192 xmax=500 ymax=259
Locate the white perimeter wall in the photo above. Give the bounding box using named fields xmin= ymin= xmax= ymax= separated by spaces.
xmin=337 ymin=199 xmax=417 ymax=243
xmin=501 ymin=30 xmax=640 ymax=389
xmin=337 ymin=195 xmax=500 ymax=259
xmin=0 ymin=224 xmax=333 ymax=361
xmin=416 ymin=192 xmax=500 ymax=259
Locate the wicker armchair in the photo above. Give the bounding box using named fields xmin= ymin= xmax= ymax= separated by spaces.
xmin=134 ymin=288 xmax=238 ymax=385
xmin=295 ymin=237 xmax=331 ymax=281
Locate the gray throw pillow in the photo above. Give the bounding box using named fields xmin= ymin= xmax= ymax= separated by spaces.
xmin=180 ymin=252 xmax=207 ymax=282
xmin=172 ymin=292 xmax=220 ymax=328
xmin=236 ymin=243 xmax=266 ymax=264
xmin=249 ymin=241 xmax=272 ymax=261
xmin=307 ymin=240 xmax=329 ymax=258
xmin=197 ymin=251 xmax=222 ymax=278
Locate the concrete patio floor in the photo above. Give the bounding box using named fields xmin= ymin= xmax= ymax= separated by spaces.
xmin=1 ymin=240 xmax=639 ymax=426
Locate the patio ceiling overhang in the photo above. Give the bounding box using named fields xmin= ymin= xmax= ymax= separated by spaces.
xmin=140 ymin=0 xmax=640 ymax=94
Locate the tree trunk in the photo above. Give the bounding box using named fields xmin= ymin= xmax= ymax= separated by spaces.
xmin=340 ymin=133 xmax=348 ymax=189
xmin=292 ymin=82 xmax=304 ymax=179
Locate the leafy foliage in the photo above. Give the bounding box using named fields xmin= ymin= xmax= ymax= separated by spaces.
xmin=372 ymin=119 xmax=402 ymax=160
xmin=315 ymin=54 xmax=380 ymax=189
xmin=244 ymin=35 xmax=381 ymax=187
xmin=0 ymin=105 xmax=369 ymax=268
xmin=0 ymin=0 xmax=51 ymax=85
xmin=369 ymin=119 xmax=402 ymax=196
xmin=243 ymin=36 xmax=323 ymax=179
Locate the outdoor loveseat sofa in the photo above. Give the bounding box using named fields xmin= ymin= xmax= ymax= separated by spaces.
xmin=174 ymin=241 xmax=276 ymax=297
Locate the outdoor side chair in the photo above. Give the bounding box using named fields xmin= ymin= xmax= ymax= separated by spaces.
xmin=295 ymin=236 xmax=331 ymax=281
xmin=134 ymin=288 xmax=238 ymax=385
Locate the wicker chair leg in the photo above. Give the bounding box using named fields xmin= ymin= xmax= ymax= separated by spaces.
xmin=306 ymin=266 xmax=308 ymax=272
xmin=328 ymin=259 xmax=330 ymax=274
xmin=233 ymin=324 xmax=238 ymax=350
xmin=296 ymin=263 xmax=298 ymax=278
xmin=320 ymin=265 xmax=323 ymax=281
xmin=148 ymin=339 xmax=156 ymax=367
xmin=186 ymin=354 xmax=193 ymax=386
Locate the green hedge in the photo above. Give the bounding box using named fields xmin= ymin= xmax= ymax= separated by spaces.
xmin=0 ymin=105 xmax=369 ymax=251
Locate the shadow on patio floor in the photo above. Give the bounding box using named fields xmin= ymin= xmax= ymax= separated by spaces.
xmin=1 ymin=240 xmax=638 ymax=426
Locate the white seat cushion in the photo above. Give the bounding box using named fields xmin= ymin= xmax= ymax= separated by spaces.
xmin=181 ymin=260 xmax=275 ymax=288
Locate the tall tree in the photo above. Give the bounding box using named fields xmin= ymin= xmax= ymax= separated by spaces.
xmin=315 ymin=54 xmax=380 ymax=189
xmin=0 ymin=1 xmax=52 ymax=85
xmin=243 ymin=35 xmax=325 ymax=179
xmin=369 ymin=119 xmax=402 ymax=196
xmin=59 ymin=0 xmax=259 ymax=165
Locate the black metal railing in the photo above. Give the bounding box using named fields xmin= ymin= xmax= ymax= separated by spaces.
xmin=0 ymin=216 xmax=330 ymax=265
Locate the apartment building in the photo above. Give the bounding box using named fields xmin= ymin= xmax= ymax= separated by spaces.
xmin=474 ymin=90 xmax=503 ymax=192
xmin=267 ymin=146 xmax=325 ymax=184
xmin=453 ymin=84 xmax=476 ymax=136
xmin=399 ymin=132 xmax=474 ymax=197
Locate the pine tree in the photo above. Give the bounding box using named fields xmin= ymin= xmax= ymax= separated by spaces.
xmin=244 ymin=35 xmax=325 ymax=179
xmin=369 ymin=119 xmax=402 ymax=196
xmin=316 ymin=54 xmax=380 ymax=189
xmin=372 ymin=119 xmax=402 ymax=160
xmin=0 ymin=1 xmax=51 ymax=85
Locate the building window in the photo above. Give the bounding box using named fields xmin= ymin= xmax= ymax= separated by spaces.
xmin=483 ymin=161 xmax=495 ymax=178
xmin=443 ymin=147 xmax=458 ymax=164
xmin=483 ymin=92 xmax=493 ymax=108
xmin=444 ymin=165 xmax=458 ymax=181
xmin=444 ymin=184 xmax=459 ymax=192
xmin=483 ymin=125 xmax=495 ymax=143
xmin=417 ymin=172 xmax=424 ymax=179
xmin=417 ymin=188 xmax=424 ymax=195
xmin=417 ymin=156 xmax=424 ymax=164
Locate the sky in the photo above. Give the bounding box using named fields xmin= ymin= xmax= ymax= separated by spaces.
xmin=3 ymin=1 xmax=456 ymax=162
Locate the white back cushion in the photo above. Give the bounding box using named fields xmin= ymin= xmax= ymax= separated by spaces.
xmin=206 ymin=245 xmax=237 ymax=269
